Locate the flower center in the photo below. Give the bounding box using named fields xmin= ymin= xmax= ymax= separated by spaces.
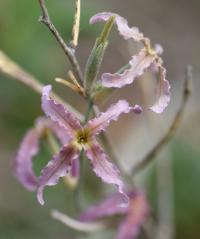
xmin=72 ymin=129 xmax=91 ymax=150
xmin=77 ymin=131 xmax=88 ymax=144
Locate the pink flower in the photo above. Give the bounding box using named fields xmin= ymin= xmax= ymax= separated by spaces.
xmin=90 ymin=12 xmax=171 ymax=113
xmin=35 ymin=85 xmax=140 ymax=206
xmin=80 ymin=191 xmax=149 ymax=239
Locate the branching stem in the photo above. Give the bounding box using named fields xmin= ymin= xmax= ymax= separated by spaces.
xmin=38 ymin=0 xmax=83 ymax=85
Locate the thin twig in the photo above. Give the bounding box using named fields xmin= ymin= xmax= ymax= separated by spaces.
xmin=38 ymin=0 xmax=83 ymax=85
xmin=0 ymin=50 xmax=83 ymax=120
xmin=131 ymin=65 xmax=192 ymax=176
xmin=71 ymin=0 xmax=81 ymax=48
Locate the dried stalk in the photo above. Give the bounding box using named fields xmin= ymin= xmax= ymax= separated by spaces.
xmin=38 ymin=0 xmax=83 ymax=85
xmin=0 ymin=50 xmax=83 ymax=120
xmin=131 ymin=65 xmax=192 ymax=176
xmin=71 ymin=0 xmax=81 ymax=48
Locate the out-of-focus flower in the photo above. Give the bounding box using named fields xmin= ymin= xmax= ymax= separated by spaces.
xmin=13 ymin=117 xmax=71 ymax=191
xmin=80 ymin=191 xmax=149 ymax=239
xmin=35 ymin=85 xmax=141 ymax=206
xmin=90 ymin=12 xmax=171 ymax=114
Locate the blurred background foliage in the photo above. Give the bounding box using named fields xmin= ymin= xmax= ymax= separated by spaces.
xmin=0 ymin=0 xmax=200 ymax=239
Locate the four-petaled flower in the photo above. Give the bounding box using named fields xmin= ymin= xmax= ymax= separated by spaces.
xmin=80 ymin=191 xmax=149 ymax=239
xmin=90 ymin=12 xmax=171 ymax=114
xmin=35 ymin=85 xmax=140 ymax=206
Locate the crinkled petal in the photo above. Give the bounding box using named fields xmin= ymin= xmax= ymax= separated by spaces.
xmin=116 ymin=192 xmax=149 ymax=239
xmin=87 ymin=100 xmax=131 ymax=135
xmin=80 ymin=192 xmax=127 ymax=222
xmin=13 ymin=128 xmax=39 ymax=191
xmin=13 ymin=117 xmax=70 ymax=191
xmin=90 ymin=12 xmax=145 ymax=42
xmin=86 ymin=141 xmax=129 ymax=207
xmin=37 ymin=145 xmax=79 ymax=205
xmin=102 ymin=49 xmax=155 ymax=88
xmin=149 ymin=65 xmax=171 ymax=113
xmin=42 ymin=85 xmax=82 ymax=137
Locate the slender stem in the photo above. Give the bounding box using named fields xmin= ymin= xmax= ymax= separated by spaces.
xmin=131 ymin=65 xmax=192 ymax=176
xmin=74 ymin=99 xmax=94 ymax=211
xmin=38 ymin=0 xmax=83 ymax=85
xmin=0 ymin=50 xmax=83 ymax=120
xmin=83 ymin=98 xmax=93 ymax=124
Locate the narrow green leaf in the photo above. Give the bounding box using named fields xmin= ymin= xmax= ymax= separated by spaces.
xmin=84 ymin=16 xmax=115 ymax=93
xmin=84 ymin=40 xmax=108 ymax=92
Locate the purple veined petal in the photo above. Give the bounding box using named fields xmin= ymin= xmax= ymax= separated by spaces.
xmin=50 ymin=122 xmax=71 ymax=145
xmin=116 ymin=192 xmax=149 ymax=239
xmin=90 ymin=12 xmax=145 ymax=42
xmin=13 ymin=128 xmax=39 ymax=191
xmin=102 ymin=49 xmax=156 ymax=88
xmin=37 ymin=144 xmax=79 ymax=205
xmin=42 ymin=85 xmax=82 ymax=137
xmin=87 ymin=100 xmax=131 ymax=136
xmin=149 ymin=65 xmax=171 ymax=114
xmin=80 ymin=192 xmax=128 ymax=222
xmin=85 ymin=141 xmax=129 ymax=207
